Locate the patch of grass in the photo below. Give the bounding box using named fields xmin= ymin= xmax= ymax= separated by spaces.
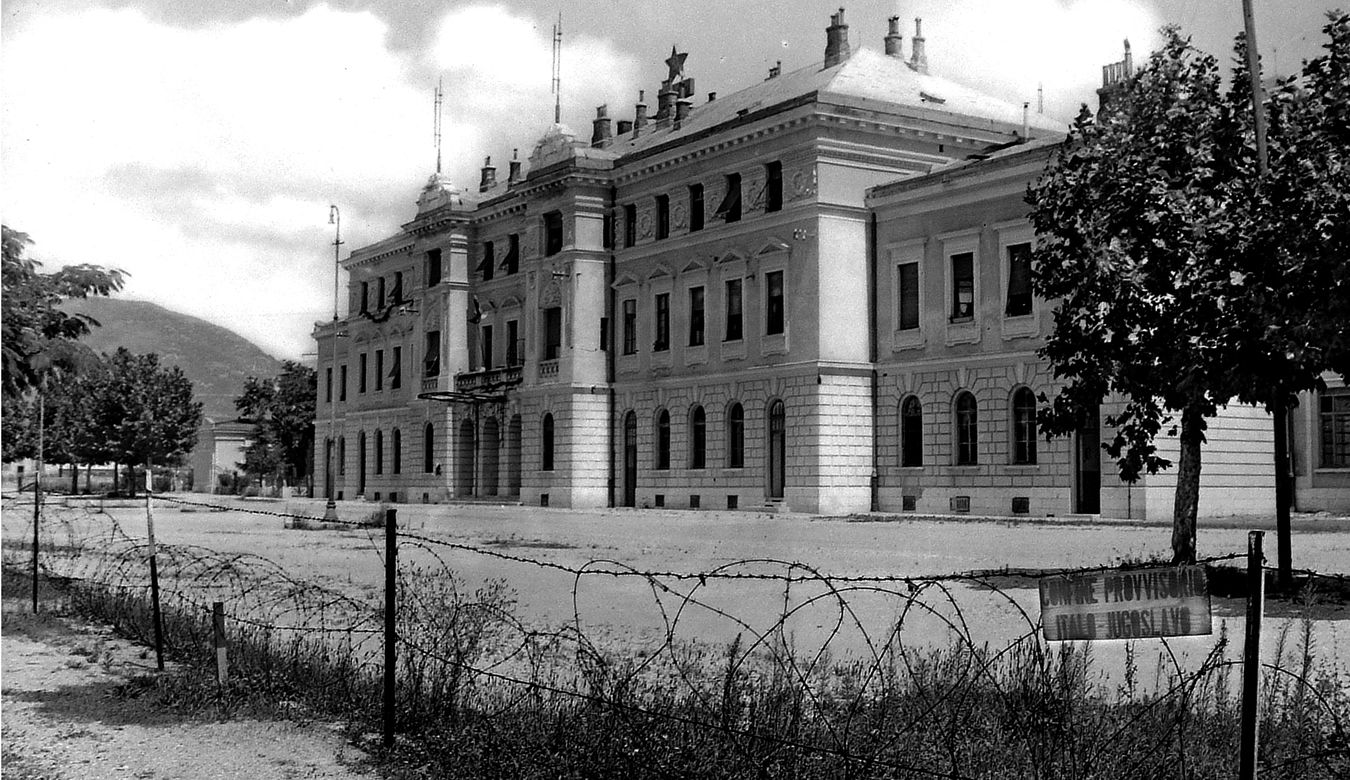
xmin=480 ymin=536 xmax=577 ymax=550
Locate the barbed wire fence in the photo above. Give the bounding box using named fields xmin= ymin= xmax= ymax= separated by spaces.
xmin=3 ymin=491 xmax=1347 ymax=778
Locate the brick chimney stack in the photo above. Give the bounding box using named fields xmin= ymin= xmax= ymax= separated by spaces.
xmin=885 ymin=15 xmax=903 ymax=58
xmin=823 ymin=8 xmax=851 ymax=69
xmin=507 ymin=150 xmax=522 ymax=185
xmin=908 ymin=17 xmax=928 ymax=74
xmin=591 ymin=104 xmax=612 ymax=147
xmin=478 ymin=156 xmax=496 ymax=192
xmin=617 ymin=119 xmax=633 ymax=135
xmin=674 ymin=98 xmax=692 ymax=128
xmin=634 ymin=90 xmax=648 ymax=134
xmin=1096 ymin=39 xmax=1134 ymax=112
xmin=656 ymin=84 xmax=676 ymax=122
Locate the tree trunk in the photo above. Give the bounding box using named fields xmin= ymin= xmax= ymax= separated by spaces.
xmin=1171 ymin=403 xmax=1206 ymax=564
xmin=70 ymin=463 xmax=79 ymax=495
xmin=125 ymin=462 xmax=136 ymax=498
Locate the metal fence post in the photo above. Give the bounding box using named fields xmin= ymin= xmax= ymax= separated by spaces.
xmin=383 ymin=507 xmax=397 ymax=750
xmin=1239 ymin=530 xmax=1265 ymax=780
xmin=145 ymin=461 xmax=166 ymax=671
xmin=213 ymin=601 xmax=228 ymax=685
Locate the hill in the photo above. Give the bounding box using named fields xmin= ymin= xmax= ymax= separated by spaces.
xmin=61 ymin=297 xmax=284 ymax=421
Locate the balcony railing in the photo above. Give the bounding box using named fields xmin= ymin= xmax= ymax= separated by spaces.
xmin=421 ymin=376 xmax=439 ymax=393
xmin=456 ymin=365 xmax=524 ymax=392
xmin=537 ymin=360 xmax=559 ymax=382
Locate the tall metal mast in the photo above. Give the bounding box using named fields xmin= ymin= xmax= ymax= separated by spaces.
xmin=552 ymin=12 xmax=563 ymax=124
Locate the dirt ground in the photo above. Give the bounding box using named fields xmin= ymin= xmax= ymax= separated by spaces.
xmin=1 ymin=605 xmax=376 ymax=780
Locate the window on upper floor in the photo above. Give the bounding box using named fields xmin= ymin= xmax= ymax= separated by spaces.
xmin=624 ymin=204 xmax=637 ymax=248
xmin=503 ymin=234 xmax=520 ymax=275
xmin=339 ymin=364 xmax=348 ymax=401
xmin=951 ymin=252 xmax=975 ymax=321
xmin=725 ymin=278 xmax=743 ymax=342
xmin=765 ymin=271 xmax=785 ymax=335
xmin=898 ymin=262 xmax=920 ymax=331
xmin=716 ymin=174 xmax=742 ymax=223
xmin=1320 ymin=390 xmax=1350 ymax=468
xmin=655 ymin=195 xmax=670 ymax=240
xmin=359 ymin=353 xmax=368 ymax=393
xmin=374 ymin=349 xmax=384 ymax=391
xmin=392 ymin=272 xmax=404 ymax=304
xmin=390 ymin=346 xmax=401 ymax=390
xmin=653 ymin=293 xmax=670 ymax=352
xmin=689 ymin=184 xmax=704 ymax=232
xmin=481 ymin=325 xmax=494 ymax=369
xmin=1005 ymin=242 xmax=1033 ymax=318
xmin=603 ymin=212 xmax=614 ymax=250
xmin=765 ymin=161 xmax=783 ymax=213
xmin=478 ymin=241 xmax=495 ymax=282
xmin=622 ymin=299 xmax=637 ymax=355
xmin=360 ymin=282 xmax=369 ymax=313
xmin=424 ymin=331 xmax=441 ymax=377
xmin=688 ymin=286 xmax=705 ymax=347
xmin=325 ymin=367 xmax=332 ymax=404
xmin=544 ymin=211 xmax=563 ymax=256
xmin=543 ymin=307 xmax=562 ymax=360
xmin=377 ymin=277 xmax=387 ymax=310
xmin=506 ymin=319 xmax=521 ymax=366
xmin=426 ymin=248 xmax=442 ymax=287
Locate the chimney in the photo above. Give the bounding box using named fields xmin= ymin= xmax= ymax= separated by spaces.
xmin=707 ymin=91 xmax=717 ymax=102
xmin=1022 ymin=102 xmax=1030 ymax=140
xmin=909 ymin=17 xmax=928 ymax=74
xmin=674 ymin=98 xmax=692 ymax=128
xmin=617 ymin=119 xmax=634 ymax=135
xmin=656 ymin=84 xmax=677 ymax=122
xmin=885 ymin=15 xmax=903 ymax=58
xmin=591 ymin=104 xmax=612 ymax=147
xmin=508 ymin=149 xmax=522 ymax=184
xmin=1096 ymin=40 xmax=1134 ymax=112
xmin=478 ymin=156 xmax=496 ymax=192
xmin=634 ymin=90 xmax=648 ymax=133
xmin=823 ymin=8 xmax=851 ymax=69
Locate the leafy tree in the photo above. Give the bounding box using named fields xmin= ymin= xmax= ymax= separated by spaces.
xmin=1 ymin=368 xmax=101 ymax=492
xmin=82 ymin=348 xmax=203 ymax=496
xmin=234 ymin=361 xmax=316 ymax=491
xmin=2 ymin=225 xmax=124 ymax=399
xmin=1028 ymin=19 xmax=1349 ymax=564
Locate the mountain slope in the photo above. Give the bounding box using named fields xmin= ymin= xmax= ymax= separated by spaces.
xmin=61 ymin=297 xmax=284 ymax=421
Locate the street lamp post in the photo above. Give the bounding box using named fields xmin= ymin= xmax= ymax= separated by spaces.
xmin=324 ymin=205 xmax=343 ymax=522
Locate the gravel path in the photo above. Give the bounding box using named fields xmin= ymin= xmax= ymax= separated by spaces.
xmin=1 ymin=609 xmax=376 ymax=780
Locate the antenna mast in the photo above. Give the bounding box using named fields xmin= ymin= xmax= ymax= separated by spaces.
xmin=434 ymin=78 xmax=444 ymax=174
xmin=551 ymin=12 xmax=562 ymax=124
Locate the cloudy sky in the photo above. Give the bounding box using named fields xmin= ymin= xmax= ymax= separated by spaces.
xmin=2 ymin=0 xmax=1333 ymax=360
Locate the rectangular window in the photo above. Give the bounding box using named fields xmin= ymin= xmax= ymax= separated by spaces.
xmin=543 ymin=307 xmax=562 ymax=360
xmin=424 ymin=331 xmax=440 ymax=377
xmin=765 ymin=270 xmax=785 ymax=335
xmin=600 ymin=317 xmax=609 ymax=352
xmin=478 ymin=241 xmax=495 ymax=281
xmin=374 ymin=349 xmax=384 ymax=391
xmin=655 ymin=195 xmax=670 ymax=240
xmin=544 ymin=211 xmax=563 ymax=256
xmin=1321 ymin=392 xmax=1350 ymax=468
xmin=717 ymin=174 xmax=742 ymax=223
xmin=481 ymin=325 xmax=494 ymax=369
xmin=725 ymin=278 xmax=743 ymax=341
xmin=503 ymin=234 xmax=520 ymax=274
xmin=603 ymin=212 xmax=614 ymax=249
xmin=622 ymin=299 xmax=637 ymax=355
xmin=360 ymin=282 xmax=369 ymax=313
xmin=654 ymin=293 xmax=670 ymax=351
xmin=426 ymin=248 xmax=442 ymax=287
xmin=1005 ymin=242 xmax=1033 ymax=317
xmin=392 ymin=272 xmax=404 ymax=303
xmin=390 ymin=346 xmax=401 ymax=389
xmin=624 ymin=204 xmax=637 ymax=248
xmin=898 ymin=262 xmax=920 ymax=330
xmin=765 ymin=161 xmax=783 ymax=213
xmin=359 ymin=353 xmax=368 ymax=393
xmin=951 ymin=252 xmax=975 ymax=321
xmin=688 ymin=286 xmax=705 ymax=346
xmin=325 ymin=367 xmax=333 ymax=403
xmin=506 ymin=320 xmax=520 ymax=365
xmin=377 ymin=277 xmax=387 ymax=310
xmin=689 ymin=184 xmax=704 ymax=232
xmin=339 ymin=364 xmax=348 ymax=401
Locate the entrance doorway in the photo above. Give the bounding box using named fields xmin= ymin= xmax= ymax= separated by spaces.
xmin=324 ymin=438 xmax=334 ymax=499
xmin=357 ymin=431 xmax=366 ymax=496
xmin=481 ymin=416 xmax=500 ymax=496
xmin=1075 ymin=405 xmax=1101 ymax=514
xmin=457 ymin=419 xmax=476 ymax=496
xmin=622 ymin=411 xmax=637 ymax=507
xmin=767 ymin=400 xmax=785 ymax=499
xmin=506 ymin=415 xmax=522 ymax=496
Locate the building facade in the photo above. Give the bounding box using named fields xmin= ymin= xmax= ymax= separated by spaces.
xmin=313 ymin=9 xmax=1331 ymax=518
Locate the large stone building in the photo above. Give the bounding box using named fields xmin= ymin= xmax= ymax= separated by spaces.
xmin=313 ymin=9 xmax=1346 ymax=517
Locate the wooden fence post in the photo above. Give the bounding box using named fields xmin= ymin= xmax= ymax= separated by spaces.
xmin=1239 ymin=530 xmax=1265 ymax=780
xmin=383 ymin=507 xmax=397 ymax=750
xmin=145 ymin=461 xmax=166 ymax=671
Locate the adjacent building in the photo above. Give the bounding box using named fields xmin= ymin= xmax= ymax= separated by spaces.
xmin=313 ymin=9 xmax=1343 ymax=518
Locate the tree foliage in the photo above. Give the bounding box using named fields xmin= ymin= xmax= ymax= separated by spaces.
xmin=1028 ymin=19 xmax=1349 ymax=563
xmin=2 ymin=225 xmax=125 ymax=399
xmin=234 ymin=360 xmax=316 ymax=487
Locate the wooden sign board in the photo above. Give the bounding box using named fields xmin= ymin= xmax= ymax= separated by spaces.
xmin=1040 ymin=565 xmax=1212 ymax=641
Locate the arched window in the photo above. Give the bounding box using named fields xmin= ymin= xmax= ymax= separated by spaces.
xmin=542 ymin=413 xmax=555 ymax=471
xmin=392 ymin=428 xmax=402 ymax=474
xmin=901 ymin=396 xmax=923 ymax=467
xmin=726 ymin=402 xmax=744 ymax=468
xmin=374 ymin=429 xmax=384 ymax=474
xmin=655 ymin=409 xmax=671 ymax=470
xmin=955 ymin=392 xmax=978 ymax=465
xmin=423 ymin=423 xmax=434 ymax=473
xmin=338 ymin=436 xmax=346 ymax=475
xmin=689 ymin=406 xmax=706 ymax=469
xmin=1012 ymin=387 xmax=1038 ymax=465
